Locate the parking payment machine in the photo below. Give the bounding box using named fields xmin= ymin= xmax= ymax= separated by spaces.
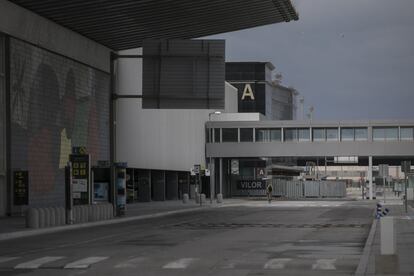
xmin=115 ymin=163 xmax=127 ymax=216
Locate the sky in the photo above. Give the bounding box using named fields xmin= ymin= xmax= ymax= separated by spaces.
xmin=207 ymin=0 xmax=414 ymax=120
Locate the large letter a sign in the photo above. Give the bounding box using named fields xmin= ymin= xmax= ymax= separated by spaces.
xmin=241 ymin=84 xmax=255 ymax=100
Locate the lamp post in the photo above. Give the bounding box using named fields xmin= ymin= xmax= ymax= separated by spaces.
xmin=207 ymin=111 xmax=221 ymax=203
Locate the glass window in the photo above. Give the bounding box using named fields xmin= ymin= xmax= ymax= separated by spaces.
xmin=326 ymin=128 xmax=338 ymax=141
xmin=354 ymin=128 xmax=368 ymax=141
xmin=222 ymin=128 xmax=238 ymax=142
xmin=240 ymin=128 xmax=253 ymax=142
xmin=214 ymin=128 xmax=221 ymax=143
xmin=284 ymin=128 xmax=297 ymax=141
xmin=341 ymin=128 xmax=354 ymax=141
xmin=255 ymin=128 xmax=281 ymax=142
xmin=373 ymin=127 xmax=385 ymax=141
xmin=270 ymin=129 xmax=282 ymax=141
xmin=298 ymin=128 xmax=310 ymax=141
xmin=400 ymin=127 xmax=414 ymax=141
xmin=385 ymin=127 xmax=398 ymax=141
xmin=313 ymin=128 xmax=325 ymax=141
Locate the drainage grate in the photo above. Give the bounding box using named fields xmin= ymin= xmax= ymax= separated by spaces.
xmin=169 ymin=222 xmax=369 ymax=230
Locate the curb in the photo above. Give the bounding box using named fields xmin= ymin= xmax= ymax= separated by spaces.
xmin=355 ymin=217 xmax=378 ymax=275
xmin=0 ymin=206 xmax=211 ymax=242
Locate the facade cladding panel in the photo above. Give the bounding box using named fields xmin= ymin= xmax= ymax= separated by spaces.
xmin=142 ymin=40 xmax=225 ymax=109
xmin=9 ymin=38 xmax=110 ymax=207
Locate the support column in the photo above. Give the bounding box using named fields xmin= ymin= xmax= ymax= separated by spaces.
xmin=219 ymin=158 xmax=223 ymax=195
xmin=210 ymin=158 xmax=215 ymax=203
xmin=368 ymin=156 xmax=373 ymax=200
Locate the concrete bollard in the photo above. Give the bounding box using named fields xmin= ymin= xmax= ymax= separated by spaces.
xmin=183 ymin=193 xmax=189 ymax=203
xmin=195 ymin=192 xmax=200 ymax=204
xmin=79 ymin=205 xmax=88 ymax=223
xmin=108 ymin=204 xmax=114 ymax=219
xmin=38 ymin=208 xmax=45 ymax=228
xmin=49 ymin=207 xmax=56 ymax=227
xmin=57 ymin=207 xmax=65 ymax=226
xmin=87 ymin=205 xmax=93 ymax=222
xmin=26 ymin=208 xmax=39 ymax=229
xmin=74 ymin=206 xmax=81 ymax=224
xmin=44 ymin=208 xmax=51 ymax=227
xmin=200 ymin=193 xmax=206 ymax=204
xmin=216 ymin=193 xmax=223 ymax=203
xmin=381 ymin=216 xmax=396 ymax=255
xmin=96 ymin=204 xmax=102 ymax=221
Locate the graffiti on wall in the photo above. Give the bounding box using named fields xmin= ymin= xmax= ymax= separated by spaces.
xmin=10 ymin=39 xmax=110 ymax=205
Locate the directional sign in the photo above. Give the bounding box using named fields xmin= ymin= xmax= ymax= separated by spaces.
xmin=402 ymin=161 xmax=411 ymax=174
xmin=378 ymin=164 xmax=389 ymax=177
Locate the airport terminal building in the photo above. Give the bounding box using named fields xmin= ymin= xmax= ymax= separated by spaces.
xmin=1 ymin=0 xmax=413 ymax=219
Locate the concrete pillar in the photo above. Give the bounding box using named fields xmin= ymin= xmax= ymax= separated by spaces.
xmin=369 ymin=156 xmax=373 ymax=200
xmin=210 ymin=158 xmax=215 ymax=202
xmin=219 ymin=158 xmax=223 ymax=195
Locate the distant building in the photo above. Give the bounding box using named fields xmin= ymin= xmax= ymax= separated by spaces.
xmin=225 ymin=62 xmax=297 ymax=120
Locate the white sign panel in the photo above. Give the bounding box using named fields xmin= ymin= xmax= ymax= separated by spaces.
xmin=72 ymin=179 xmax=88 ymax=192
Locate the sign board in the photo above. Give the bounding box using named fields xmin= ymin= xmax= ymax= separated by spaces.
xmin=231 ymin=159 xmax=239 ymax=175
xmin=378 ymin=164 xmax=389 ymax=177
xmin=72 ymin=146 xmax=87 ymax=155
xmin=402 ymin=161 xmax=411 ymax=174
xmin=13 ymin=170 xmax=28 ymax=205
xmin=256 ymin=168 xmax=266 ymax=178
xmin=70 ymin=154 xmax=90 ymax=205
xmin=237 ymin=180 xmax=265 ymax=190
xmin=205 ymin=169 xmax=210 ymax=176
xmin=194 ymin=164 xmax=201 ymax=175
xmin=142 ymin=39 xmax=225 ymax=109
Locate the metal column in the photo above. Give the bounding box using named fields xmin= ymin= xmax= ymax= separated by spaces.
xmin=219 ymin=158 xmax=223 ymax=195
xmin=368 ymin=156 xmax=373 ymax=200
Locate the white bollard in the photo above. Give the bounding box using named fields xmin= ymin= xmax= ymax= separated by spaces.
xmin=183 ymin=193 xmax=189 ymax=203
xmin=381 ymin=216 xmax=396 ymax=255
xmin=216 ymin=194 xmax=223 ymax=203
xmin=200 ymin=193 xmax=207 ymax=204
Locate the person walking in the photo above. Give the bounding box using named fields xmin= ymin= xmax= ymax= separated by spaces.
xmin=266 ymin=182 xmax=273 ymax=203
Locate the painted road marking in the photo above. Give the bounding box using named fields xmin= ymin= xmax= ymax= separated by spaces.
xmin=163 ymin=258 xmax=198 ymax=269
xmin=264 ymin=258 xmax=292 ymax=269
xmin=114 ymin=257 xmax=148 ymax=268
xmin=15 ymin=256 xmax=65 ymax=269
xmin=312 ymin=259 xmax=336 ymax=270
xmin=64 ymin=257 xmax=108 ymax=269
xmin=0 ymin=257 xmax=20 ymax=264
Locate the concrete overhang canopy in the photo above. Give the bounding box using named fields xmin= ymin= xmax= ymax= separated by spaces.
xmin=10 ymin=0 xmax=298 ymax=50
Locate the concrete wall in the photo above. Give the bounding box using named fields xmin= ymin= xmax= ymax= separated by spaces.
xmin=115 ymin=48 xmax=238 ymax=171
xmin=0 ymin=0 xmax=111 ymax=72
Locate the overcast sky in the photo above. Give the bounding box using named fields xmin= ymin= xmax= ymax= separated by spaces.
xmin=207 ymin=0 xmax=414 ymax=120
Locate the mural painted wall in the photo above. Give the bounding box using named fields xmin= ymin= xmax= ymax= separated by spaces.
xmin=10 ymin=38 xmax=110 ymax=207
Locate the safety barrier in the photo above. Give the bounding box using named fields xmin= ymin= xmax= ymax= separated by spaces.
xmin=26 ymin=203 xmax=114 ymax=229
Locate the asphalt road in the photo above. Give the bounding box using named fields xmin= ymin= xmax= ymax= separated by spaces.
xmin=0 ymin=200 xmax=374 ymax=276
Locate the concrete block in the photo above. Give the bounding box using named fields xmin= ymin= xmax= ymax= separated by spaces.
xmin=381 ymin=216 xmax=396 ymax=255
xmin=38 ymin=208 xmax=45 ymax=228
xmin=26 ymin=208 xmax=39 ymax=229
xmin=183 ymin=193 xmax=189 ymax=203
xmin=200 ymin=193 xmax=206 ymax=204
xmin=217 ymin=194 xmax=223 ymax=203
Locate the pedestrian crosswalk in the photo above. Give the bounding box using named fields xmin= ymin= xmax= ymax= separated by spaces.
xmin=0 ymin=255 xmax=358 ymax=271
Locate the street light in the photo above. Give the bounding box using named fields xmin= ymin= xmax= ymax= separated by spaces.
xmin=207 ymin=111 xmax=221 ymax=203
